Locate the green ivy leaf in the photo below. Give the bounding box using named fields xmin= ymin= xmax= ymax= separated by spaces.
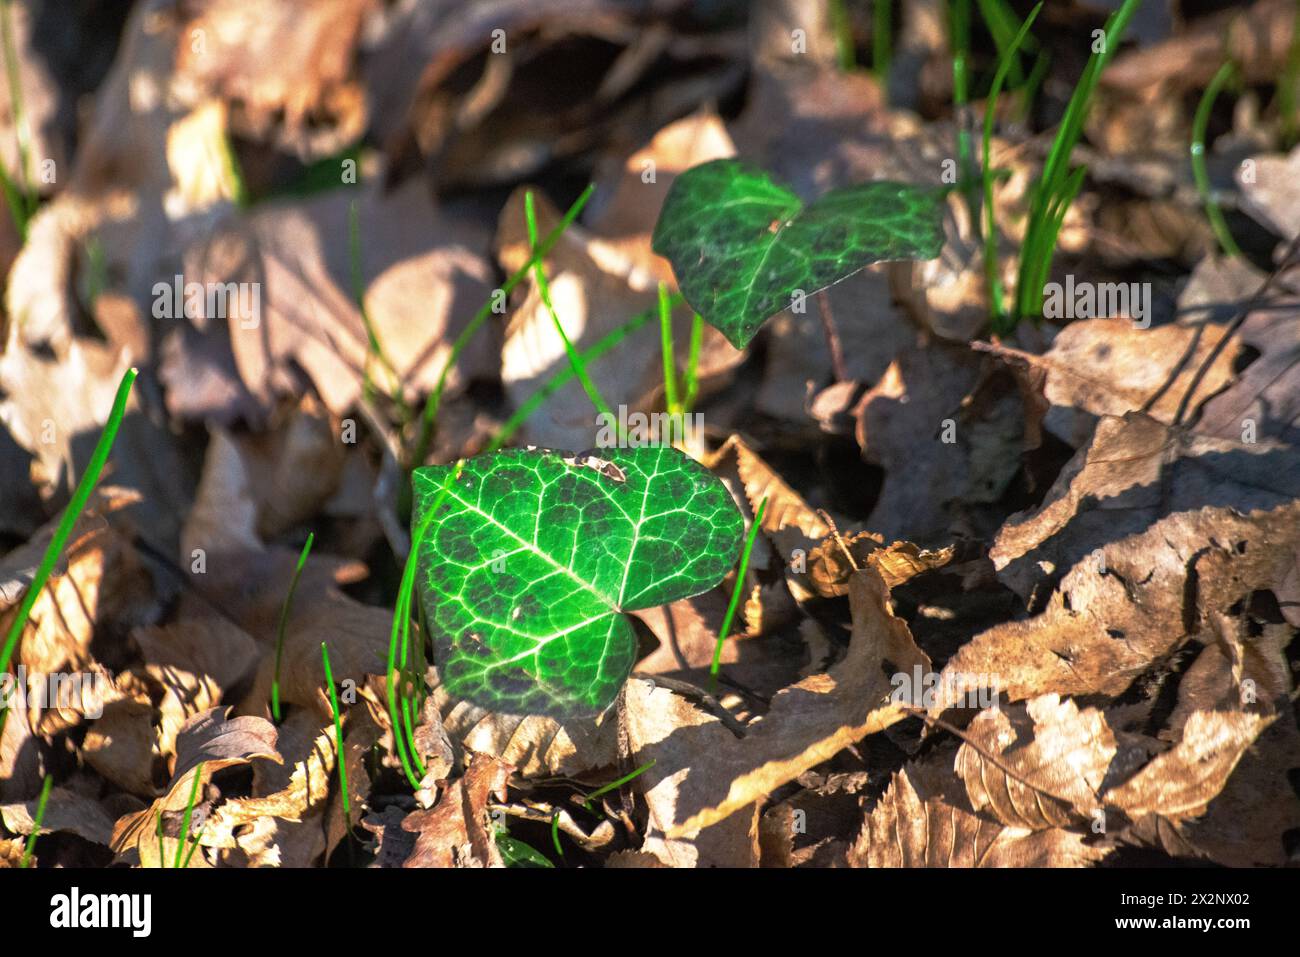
xmin=651 ymin=159 xmax=946 ymax=349
xmin=412 ymin=446 xmax=743 ymax=718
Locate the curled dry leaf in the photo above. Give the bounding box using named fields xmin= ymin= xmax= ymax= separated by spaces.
xmin=433 ymin=683 xmax=618 ymax=781
xmin=806 ymin=531 xmax=954 ymax=599
xmin=938 ymin=414 xmax=1300 ymax=712
xmin=622 ymin=678 xmax=761 ymax=868
xmin=0 ymin=502 xmax=152 ymax=680
xmin=110 ymin=708 xmax=280 ymax=857
xmin=134 ymin=617 xmax=260 ymax=764
xmin=991 ymin=319 xmax=1240 ymax=449
xmin=0 ymin=787 xmax=115 ymax=848
xmin=991 ymin=411 xmax=1300 ymax=604
xmin=402 ymin=752 xmax=513 ymax=868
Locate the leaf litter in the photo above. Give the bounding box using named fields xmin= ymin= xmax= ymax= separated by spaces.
xmin=0 ymin=0 xmax=1297 ymax=871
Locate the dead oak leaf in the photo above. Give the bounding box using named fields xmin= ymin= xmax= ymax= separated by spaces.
xmin=990 ymin=411 xmax=1300 ymax=604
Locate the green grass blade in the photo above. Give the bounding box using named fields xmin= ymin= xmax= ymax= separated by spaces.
xmin=982 ymin=3 xmax=1043 ymax=330
xmin=387 ymin=462 xmax=464 ymax=789
xmin=321 ymin=640 xmax=351 ymax=821
xmin=1191 ymin=61 xmax=1243 ymax=259
xmin=658 ymin=281 xmax=680 ymax=414
xmin=0 ymin=367 xmax=137 ymax=737
xmin=523 ymin=190 xmax=619 ymax=430
xmin=951 ymin=0 xmax=975 ymax=208
xmin=174 ymin=761 xmax=204 ymax=868
xmin=179 ymin=824 xmax=206 ymax=868
xmin=582 ymin=759 xmax=656 ymax=813
xmin=1013 ymin=0 xmax=1139 ymax=324
xmin=682 ymin=313 xmax=704 ymax=412
xmin=710 ymin=496 xmax=767 ymax=682
xmin=18 ymin=774 xmax=52 ymax=868
xmin=271 ymin=532 xmax=315 ymax=722
xmin=488 ymin=298 xmax=669 ymax=452
xmin=829 ymin=0 xmax=857 ymax=73
xmin=873 ymin=0 xmax=891 ymax=91
xmin=411 ymin=185 xmax=595 ymax=469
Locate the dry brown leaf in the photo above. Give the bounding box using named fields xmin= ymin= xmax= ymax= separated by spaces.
xmin=853 ymin=341 xmax=988 ymax=541
xmin=807 ymin=532 xmax=954 ymax=599
xmin=622 ymin=678 xmax=761 ymax=867
xmin=135 ymin=617 xmax=259 ymax=763
xmin=402 ymin=752 xmax=512 ymax=867
xmin=0 ymin=503 xmax=151 ymax=681
xmin=957 ymin=695 xmax=1116 ymax=830
xmin=661 ymin=566 xmax=914 ymax=837
xmin=708 ymin=434 xmax=830 ymax=569
xmin=937 ymin=415 xmax=1300 ymax=711
xmin=82 ymin=688 xmax=156 ymax=797
xmin=1105 ymin=710 xmax=1271 ymax=821
xmin=180 ymin=428 xmax=391 ymax=718
xmin=991 ymin=411 xmax=1300 ymax=603
xmin=1016 ymin=319 xmax=1240 ymax=448
xmin=434 ymin=684 xmax=618 ymax=780
xmin=0 ymin=787 xmax=115 ymax=847
xmin=176 ymin=0 xmax=369 ymax=155
xmin=633 ymin=588 xmax=805 ymax=699
xmin=848 ymin=752 xmax=1108 ymax=867
xmin=110 ymin=708 xmax=280 ymax=856
xmin=177 ymin=177 xmax=495 ymax=419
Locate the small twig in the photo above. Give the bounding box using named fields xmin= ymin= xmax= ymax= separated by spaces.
xmin=1172 ymin=233 xmax=1300 ymax=428
xmin=816 ymin=291 xmax=850 ymax=383
xmin=895 ymin=702 xmax=1091 ymax=812
xmin=817 ymin=508 xmax=859 ymax=571
xmin=631 ymin=673 xmax=748 ymax=737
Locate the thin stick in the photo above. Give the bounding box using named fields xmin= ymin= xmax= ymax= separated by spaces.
xmin=816 ymin=291 xmax=849 ymax=382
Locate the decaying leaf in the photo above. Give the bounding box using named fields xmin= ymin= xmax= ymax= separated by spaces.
xmin=848 ymin=751 xmax=1109 ymax=867
xmin=937 ymin=415 xmax=1300 ymax=712
xmin=402 ymin=752 xmax=513 ymax=867
xmin=662 ymin=567 xmax=914 ymax=837
xmin=110 ymin=708 xmax=281 ymax=857
xmin=957 ymin=695 xmax=1116 ymax=830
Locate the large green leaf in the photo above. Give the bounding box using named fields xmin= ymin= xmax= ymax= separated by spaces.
xmin=412 ymin=446 xmax=743 ymax=718
xmin=651 ymin=159 xmax=946 ymax=349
